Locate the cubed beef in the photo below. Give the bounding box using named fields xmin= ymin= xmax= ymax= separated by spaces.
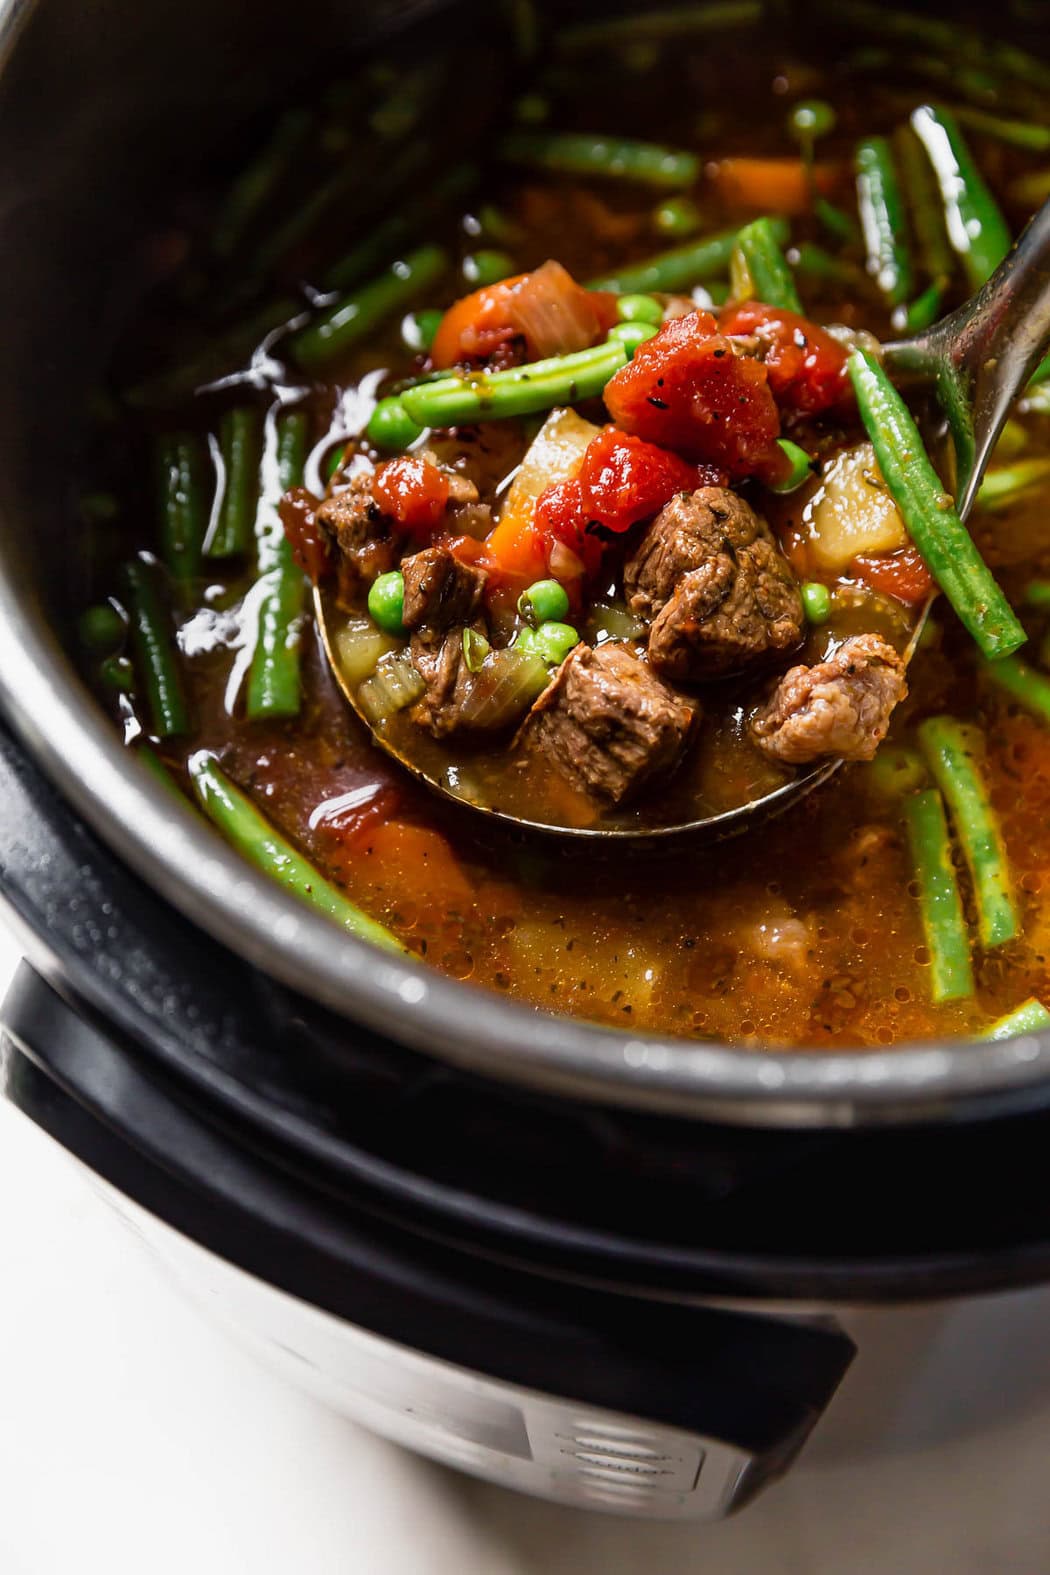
xmin=316 ymin=475 xmax=398 ymax=592
xmin=410 ymin=626 xmax=477 ymax=738
xmin=517 ymin=642 xmax=697 ymax=807
xmin=750 ymin=633 xmax=907 ymax=764
xmin=401 ymin=545 xmax=488 ymax=637
xmin=623 ymin=487 xmax=803 ymax=681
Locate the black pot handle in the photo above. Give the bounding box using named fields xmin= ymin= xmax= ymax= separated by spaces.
xmin=3 ymin=962 xmax=854 ymax=1518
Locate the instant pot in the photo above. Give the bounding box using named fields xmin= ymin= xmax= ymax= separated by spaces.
xmin=3 ymin=0 xmax=1050 ymax=1522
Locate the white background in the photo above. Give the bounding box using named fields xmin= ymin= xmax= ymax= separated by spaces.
xmin=3 ymin=919 xmax=1050 ymax=1573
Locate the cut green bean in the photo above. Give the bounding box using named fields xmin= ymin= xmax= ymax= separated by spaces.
xmin=400 ymin=339 xmax=628 ymax=428
xmin=917 ymin=717 xmax=1018 ymax=948
xmin=652 ymin=196 xmax=702 ymax=237
xmin=977 ymin=458 xmax=1050 ymax=512
xmin=156 ymin=433 xmax=207 ymax=592
xmin=291 ymin=246 xmax=449 ymax=370
xmin=788 ymin=242 xmax=863 ymax=287
xmin=848 ymin=348 xmax=1025 ymax=662
xmin=589 ymin=217 xmax=788 ymax=294
xmin=120 ymin=556 xmax=190 ymax=739
xmin=981 ymin=653 xmax=1050 ymax=726
xmin=246 ymin=411 xmax=309 ymax=721
xmin=894 ymin=123 xmax=954 ymax=327
xmin=212 ymin=107 xmax=314 ymax=261
xmin=910 ymin=106 xmax=1011 ymax=291
xmin=206 ymin=407 xmax=262 ymax=560
xmin=500 ymin=129 xmax=699 ymax=189
xmin=980 ymin=999 xmax=1050 ymax=1040
xmin=770 ymin=439 xmax=814 ymax=494
xmin=949 ymin=106 xmax=1050 ymax=154
xmin=188 ymin=752 xmax=406 ymax=954
xmin=904 ymin=788 xmax=975 ymax=1004
xmin=864 ymin=744 xmax=927 ymax=799
xmin=324 ymin=164 xmax=477 ymax=294
xmin=902 ymin=278 xmax=948 ymax=333
xmin=855 ymin=137 xmax=913 ymax=308
xmin=731 ymin=217 xmax=802 ymax=312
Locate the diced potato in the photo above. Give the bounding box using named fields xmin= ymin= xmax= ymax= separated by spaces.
xmin=334 ymin=614 xmax=401 ymax=687
xmin=802 ymin=442 xmax=909 ymax=573
xmin=497 ymin=406 xmax=600 ymax=537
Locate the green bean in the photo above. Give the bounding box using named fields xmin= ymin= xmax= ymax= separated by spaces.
xmin=499 ymin=130 xmax=699 ymax=189
xmin=187 ymin=752 xmax=406 ymax=954
xmin=120 ymin=556 xmax=190 ymax=739
xmin=212 ymin=108 xmax=314 ymax=261
xmin=855 ymin=137 xmax=913 ymax=308
xmin=1024 ymin=581 xmax=1050 ymax=611
xmin=917 ymin=717 xmax=1018 ymax=948
xmin=977 ymin=458 xmax=1050 ymax=512
xmin=589 ymin=218 xmax=789 ymax=294
xmin=400 ymin=339 xmax=628 ymax=428
xmin=980 ymin=999 xmax=1050 ymax=1039
xmin=949 ymin=106 xmax=1050 ymax=154
xmin=730 ymin=217 xmax=802 ymax=312
xmin=246 ymin=411 xmax=309 ymax=721
xmin=323 ymin=164 xmax=476 ymax=294
xmin=981 ymin=653 xmax=1050 ymax=726
xmin=652 ymin=196 xmax=702 ymax=237
xmin=290 ymin=246 xmax=448 ymax=370
xmin=156 ymin=433 xmax=207 ymax=593
xmin=770 ymin=440 xmax=814 ymax=494
xmin=556 ymin=1 xmax=760 ymax=47
xmin=1030 ymin=354 xmax=1050 ymax=388
xmin=903 ymin=788 xmax=975 ymax=1004
xmin=910 ymin=107 xmax=1011 ymax=291
xmin=894 ymin=123 xmax=954 ymax=326
xmin=848 ymin=349 xmax=1025 ymax=662
xmin=206 ymin=407 xmax=262 ymax=561
xmin=788 ymin=242 xmax=863 ymax=287
xmin=463 ymin=249 xmax=515 ymax=287
xmin=126 ymin=295 xmax=303 ymax=411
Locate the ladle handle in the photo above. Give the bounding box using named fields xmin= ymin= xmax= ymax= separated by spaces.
xmin=887 ymin=198 xmax=1050 ymax=519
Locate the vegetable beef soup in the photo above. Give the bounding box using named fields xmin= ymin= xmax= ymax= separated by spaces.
xmin=78 ymin=2 xmax=1050 ymax=1048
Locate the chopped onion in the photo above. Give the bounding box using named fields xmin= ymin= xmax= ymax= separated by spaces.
xmin=457 ymin=648 xmax=551 ymax=730
xmin=507 ymin=260 xmax=609 ymax=359
xmin=498 ymin=406 xmax=599 ymax=546
xmin=587 ymin=600 xmax=646 ymax=644
xmin=335 ymin=615 xmax=401 ymax=687
xmin=358 ymin=651 xmax=425 ymax=724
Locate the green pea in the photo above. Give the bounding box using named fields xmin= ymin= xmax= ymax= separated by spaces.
xmin=78 ymin=601 xmax=126 ymax=654
xmin=789 ymin=99 xmax=837 ymax=142
xmin=520 ymin=621 xmax=579 ymax=665
xmin=463 ymin=249 xmax=515 ymax=288
xmin=367 ymin=570 xmax=406 ymax=634
xmin=99 ymin=654 xmax=135 ymax=693
xmin=367 ymin=397 xmax=424 ymax=451
xmin=616 ymin=293 xmax=664 ymax=326
xmin=800 ymin=581 xmax=831 ymax=625
xmin=607 ymin=321 xmax=659 ymax=354
xmin=769 ymin=439 xmax=815 ymax=495
xmin=518 ymin=578 xmax=571 ymax=626
xmin=652 ymin=196 xmax=702 ymax=237
xmin=401 ymin=308 xmax=444 ymax=353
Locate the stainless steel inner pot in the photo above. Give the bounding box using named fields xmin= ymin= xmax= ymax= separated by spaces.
xmin=1 ymin=0 xmax=1048 ymax=1126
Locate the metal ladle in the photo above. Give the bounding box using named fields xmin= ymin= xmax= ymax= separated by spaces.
xmin=316 ymin=199 xmax=1050 ymax=843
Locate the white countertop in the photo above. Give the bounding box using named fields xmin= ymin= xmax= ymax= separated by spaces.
xmin=3 ymin=919 xmax=1050 ymax=1574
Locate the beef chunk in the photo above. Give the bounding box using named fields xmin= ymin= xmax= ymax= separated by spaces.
xmin=623 ymin=487 xmax=803 ymax=680
xmin=518 ymin=642 xmax=697 ymax=806
xmin=401 ymin=545 xmax=488 ymax=638
xmin=316 ymin=476 xmax=397 ymax=592
xmin=750 ymin=634 xmax=907 ymax=764
xmin=410 ymin=626 xmax=477 ymax=738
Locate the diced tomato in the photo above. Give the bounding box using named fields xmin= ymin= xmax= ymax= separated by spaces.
xmin=430 ymin=262 xmax=618 ymax=369
xmin=534 ymin=478 xmax=603 ymax=578
xmin=603 ymin=309 xmax=783 ymax=480
xmin=372 ymin=455 xmax=450 ymax=536
xmin=574 ymin=427 xmax=700 ymax=534
xmin=719 ymin=301 xmax=852 ymax=417
xmin=852 ymin=545 xmax=935 ymax=605
xmin=279 ymin=486 xmax=329 ymax=583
